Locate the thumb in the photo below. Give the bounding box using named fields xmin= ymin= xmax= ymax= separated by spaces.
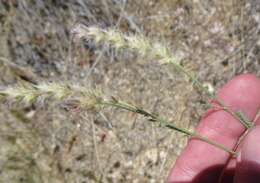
xmin=234 ymin=126 xmax=260 ymax=183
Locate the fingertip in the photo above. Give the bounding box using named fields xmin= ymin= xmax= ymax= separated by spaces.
xmin=219 ymin=74 xmax=259 ymax=91
xmin=218 ymin=74 xmax=260 ymax=119
xmin=234 ymin=126 xmax=260 ymax=183
xmin=240 ymin=126 xmax=260 ymax=164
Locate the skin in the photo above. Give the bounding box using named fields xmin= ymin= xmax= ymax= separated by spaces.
xmin=167 ymin=74 xmax=260 ymax=183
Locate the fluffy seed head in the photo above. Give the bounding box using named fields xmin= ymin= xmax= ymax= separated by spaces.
xmin=71 ymin=24 xmax=179 ymax=65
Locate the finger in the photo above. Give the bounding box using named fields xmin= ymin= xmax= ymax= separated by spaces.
xmin=234 ymin=126 xmax=260 ymax=183
xmin=219 ymin=105 xmax=260 ymax=182
xmin=217 ymin=88 xmax=260 ymax=182
xmin=167 ymin=74 xmax=260 ymax=183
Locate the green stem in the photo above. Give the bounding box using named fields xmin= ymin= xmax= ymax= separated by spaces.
xmin=218 ymin=100 xmax=252 ymax=128
xmin=98 ymin=100 xmax=236 ymax=156
xmin=169 ymin=59 xmax=251 ymax=129
xmin=192 ymin=133 xmax=237 ymax=156
xmin=171 ymin=61 xmax=214 ymax=98
xmin=156 ymin=117 xmax=236 ymax=156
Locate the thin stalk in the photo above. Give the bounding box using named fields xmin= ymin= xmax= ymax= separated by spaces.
xmin=169 ymin=60 xmax=213 ymax=97
xmin=98 ymin=100 xmax=236 ymax=156
xmin=168 ymin=59 xmax=252 ymax=129
xmin=219 ymin=100 xmax=252 ymax=128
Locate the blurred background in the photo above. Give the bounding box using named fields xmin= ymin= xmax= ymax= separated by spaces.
xmin=0 ymin=0 xmax=259 ymax=182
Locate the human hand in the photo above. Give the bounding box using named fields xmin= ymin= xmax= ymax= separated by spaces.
xmin=167 ymin=74 xmax=260 ymax=183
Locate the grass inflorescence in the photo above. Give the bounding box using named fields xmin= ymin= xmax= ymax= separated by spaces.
xmin=71 ymin=24 xmax=252 ymax=129
xmin=71 ymin=24 xmax=179 ymax=65
xmin=0 ymin=83 xmax=102 ymax=110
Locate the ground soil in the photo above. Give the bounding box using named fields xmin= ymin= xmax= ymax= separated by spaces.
xmin=0 ymin=0 xmax=259 ymax=183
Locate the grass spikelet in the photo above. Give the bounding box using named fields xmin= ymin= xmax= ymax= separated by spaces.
xmin=0 ymin=83 xmax=103 ymax=110
xmin=0 ymin=84 xmax=38 ymax=104
xmin=35 ymin=83 xmax=71 ymax=100
xmin=71 ymin=24 xmax=178 ymax=65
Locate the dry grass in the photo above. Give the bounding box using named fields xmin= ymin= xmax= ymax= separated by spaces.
xmin=0 ymin=0 xmax=259 ymax=182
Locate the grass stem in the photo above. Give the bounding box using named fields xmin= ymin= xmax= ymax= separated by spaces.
xmin=99 ymin=100 xmax=236 ymax=156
